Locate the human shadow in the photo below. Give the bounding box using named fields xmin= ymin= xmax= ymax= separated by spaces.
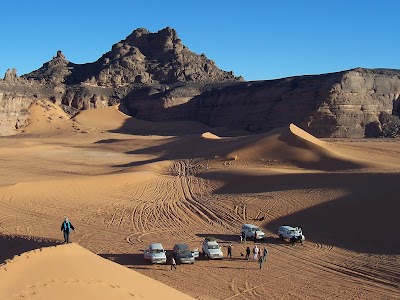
xmin=0 ymin=234 xmax=61 ymax=264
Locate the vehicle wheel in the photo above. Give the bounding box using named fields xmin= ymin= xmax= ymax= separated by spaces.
xmin=279 ymin=234 xmax=284 ymax=240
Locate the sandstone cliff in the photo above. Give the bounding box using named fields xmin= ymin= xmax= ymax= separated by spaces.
xmin=1 ymin=26 xmax=400 ymax=138
xmin=123 ymin=68 xmax=400 ymax=138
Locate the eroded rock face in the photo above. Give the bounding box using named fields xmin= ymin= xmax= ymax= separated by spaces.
xmin=124 ymin=68 xmax=400 ymax=138
xmin=24 ymin=28 xmax=241 ymax=88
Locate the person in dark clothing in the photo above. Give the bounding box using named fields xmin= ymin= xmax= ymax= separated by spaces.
xmin=170 ymin=256 xmax=177 ymax=270
xmin=227 ymin=244 xmax=232 ymax=258
xmin=258 ymin=255 xmax=264 ymax=269
xmin=241 ymin=231 xmax=246 ymax=243
xmin=61 ymin=217 xmax=75 ymax=243
xmin=245 ymin=246 xmax=251 ymax=260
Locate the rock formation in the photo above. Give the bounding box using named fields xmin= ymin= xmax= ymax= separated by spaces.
xmin=0 ymin=27 xmax=400 ymax=137
xmin=123 ymin=68 xmax=400 ymax=138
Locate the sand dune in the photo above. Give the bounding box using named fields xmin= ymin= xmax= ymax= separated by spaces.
xmin=201 ymin=132 xmax=221 ymax=139
xmin=0 ymin=106 xmax=399 ymax=299
xmin=73 ymin=104 xmax=211 ymax=135
xmin=22 ymin=100 xmax=75 ymax=134
xmin=0 ymin=243 xmax=194 ymax=299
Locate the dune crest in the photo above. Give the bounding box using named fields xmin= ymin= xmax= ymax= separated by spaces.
xmin=0 ymin=243 xmax=194 ymax=300
xmin=201 ymin=132 xmax=221 ymax=139
xmin=289 ymin=123 xmax=326 ymax=147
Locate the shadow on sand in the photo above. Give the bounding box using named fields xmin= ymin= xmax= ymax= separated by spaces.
xmin=0 ymin=234 xmax=61 ymax=264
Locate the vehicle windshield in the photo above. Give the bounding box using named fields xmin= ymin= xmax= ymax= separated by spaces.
xmin=178 ymin=250 xmax=192 ymax=256
xmin=252 ymin=228 xmax=260 ymax=232
xmin=151 ymin=249 xmax=163 ymax=253
xmin=208 ymin=245 xmax=219 ymax=249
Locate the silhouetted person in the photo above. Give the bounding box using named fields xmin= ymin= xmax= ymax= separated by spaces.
xmin=258 ymin=255 xmax=264 ymax=269
xmin=263 ymin=246 xmax=268 ymax=260
xmin=227 ymin=244 xmax=232 ymax=258
xmin=245 ymin=246 xmax=251 ymax=260
xmin=61 ymin=217 xmax=75 ymax=243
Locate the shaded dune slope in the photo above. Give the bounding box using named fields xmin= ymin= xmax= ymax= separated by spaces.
xmin=127 ymin=123 xmax=370 ymax=171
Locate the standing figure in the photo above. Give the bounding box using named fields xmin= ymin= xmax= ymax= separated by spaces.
xmin=263 ymin=246 xmax=268 ymax=260
xmin=170 ymin=256 xmax=177 ymax=270
xmin=254 ymin=231 xmax=258 ymax=243
xmin=61 ymin=217 xmax=75 ymax=244
xmin=245 ymin=246 xmax=251 ymax=260
xmin=253 ymin=245 xmax=259 ymax=260
xmin=241 ymin=231 xmax=246 ymax=243
xmin=227 ymin=244 xmax=232 ymax=258
xmin=258 ymin=255 xmax=264 ymax=269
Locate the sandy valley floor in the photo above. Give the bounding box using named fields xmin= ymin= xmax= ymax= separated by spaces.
xmin=0 ymin=101 xmax=399 ymax=299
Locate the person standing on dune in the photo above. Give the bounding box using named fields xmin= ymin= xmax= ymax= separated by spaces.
xmin=61 ymin=217 xmax=75 ymax=243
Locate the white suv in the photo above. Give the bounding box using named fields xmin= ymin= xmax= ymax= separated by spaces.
xmin=201 ymin=237 xmax=223 ymax=259
xmin=278 ymin=226 xmax=305 ymax=241
xmin=241 ymin=224 xmax=266 ymax=240
xmin=143 ymin=243 xmax=167 ymax=264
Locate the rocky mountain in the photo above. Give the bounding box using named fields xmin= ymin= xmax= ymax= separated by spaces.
xmin=1 ymin=27 xmax=400 ymax=138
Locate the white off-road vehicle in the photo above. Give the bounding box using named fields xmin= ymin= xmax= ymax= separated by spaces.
xmin=278 ymin=226 xmax=305 ymax=244
xmin=201 ymin=237 xmax=223 ymax=259
xmin=241 ymin=224 xmax=266 ymax=240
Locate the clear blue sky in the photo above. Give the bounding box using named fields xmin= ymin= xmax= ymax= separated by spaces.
xmin=1 ymin=0 xmax=399 ymax=81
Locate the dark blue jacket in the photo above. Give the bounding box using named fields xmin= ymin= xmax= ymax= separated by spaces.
xmin=61 ymin=221 xmax=75 ymax=233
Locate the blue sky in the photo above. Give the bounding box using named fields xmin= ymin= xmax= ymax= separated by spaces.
xmin=1 ymin=0 xmax=399 ymax=81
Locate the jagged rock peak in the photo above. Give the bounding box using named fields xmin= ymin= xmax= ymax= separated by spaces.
xmin=3 ymin=68 xmax=18 ymax=82
xmin=24 ymin=50 xmax=71 ymax=84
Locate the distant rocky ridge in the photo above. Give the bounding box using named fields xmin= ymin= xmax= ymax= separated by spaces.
xmin=1 ymin=27 xmax=400 ymax=137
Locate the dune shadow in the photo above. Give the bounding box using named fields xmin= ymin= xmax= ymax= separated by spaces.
xmin=99 ymin=253 xmax=149 ymax=267
xmin=196 ymin=233 xmax=241 ymax=243
xmin=0 ymin=234 xmax=61 ymax=264
xmin=113 ymin=157 xmax=162 ymax=168
xmin=200 ymin=171 xmax=400 ymax=255
xmin=94 ymin=139 xmax=124 ymax=144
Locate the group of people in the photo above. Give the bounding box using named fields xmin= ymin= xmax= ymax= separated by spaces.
xmin=244 ymin=245 xmax=268 ymax=269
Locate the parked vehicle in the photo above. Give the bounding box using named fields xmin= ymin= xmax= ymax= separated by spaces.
xmin=241 ymin=224 xmax=266 ymax=240
xmin=173 ymin=243 xmax=195 ymax=264
xmin=201 ymin=237 xmax=223 ymax=259
xmin=143 ymin=243 xmax=167 ymax=264
xmin=278 ymin=226 xmax=305 ymax=242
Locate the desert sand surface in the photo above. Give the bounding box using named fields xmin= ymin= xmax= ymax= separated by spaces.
xmin=0 ymin=100 xmax=399 ymax=299
xmin=0 ymin=243 xmax=194 ymax=299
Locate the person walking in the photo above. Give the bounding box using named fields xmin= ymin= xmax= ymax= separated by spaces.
xmin=227 ymin=244 xmax=232 ymax=258
xmin=263 ymin=246 xmax=268 ymax=259
xmin=258 ymin=255 xmax=264 ymax=269
xmin=61 ymin=217 xmax=75 ymax=244
xmin=170 ymin=256 xmax=177 ymax=270
xmin=241 ymin=231 xmax=246 ymax=243
xmin=245 ymin=246 xmax=251 ymax=260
